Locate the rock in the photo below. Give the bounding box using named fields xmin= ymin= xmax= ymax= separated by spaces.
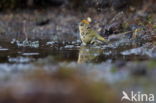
xmin=36 ymin=18 xmax=51 ymax=26
xmin=111 ymin=0 xmax=131 ymax=10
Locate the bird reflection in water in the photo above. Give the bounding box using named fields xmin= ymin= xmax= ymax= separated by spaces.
xmin=77 ymin=45 xmax=103 ymax=63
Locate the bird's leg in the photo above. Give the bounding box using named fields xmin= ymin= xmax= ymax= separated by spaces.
xmin=90 ymin=37 xmax=96 ymax=44
xmin=23 ymin=20 xmax=28 ymax=41
xmin=22 ymin=20 xmax=30 ymax=46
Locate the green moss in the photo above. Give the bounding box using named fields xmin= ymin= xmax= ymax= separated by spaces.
xmin=111 ymin=66 xmax=117 ymax=73
xmin=153 ymin=24 xmax=156 ymax=29
xmin=122 ymin=22 xmax=129 ymax=30
xmin=147 ymin=60 xmax=156 ymax=69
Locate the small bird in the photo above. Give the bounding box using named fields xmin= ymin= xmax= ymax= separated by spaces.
xmin=79 ymin=19 xmax=107 ymax=45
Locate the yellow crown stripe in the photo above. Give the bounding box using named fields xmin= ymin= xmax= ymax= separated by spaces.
xmin=81 ymin=20 xmax=89 ymax=24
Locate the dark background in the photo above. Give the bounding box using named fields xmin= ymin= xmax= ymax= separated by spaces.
xmin=0 ymin=0 xmax=154 ymax=10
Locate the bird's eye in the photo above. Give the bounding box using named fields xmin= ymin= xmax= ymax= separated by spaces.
xmin=80 ymin=23 xmax=84 ymax=26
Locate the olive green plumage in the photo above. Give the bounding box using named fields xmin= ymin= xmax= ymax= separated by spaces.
xmin=79 ymin=20 xmax=107 ymax=45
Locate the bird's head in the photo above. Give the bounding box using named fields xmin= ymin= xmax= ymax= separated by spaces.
xmin=79 ymin=19 xmax=90 ymax=29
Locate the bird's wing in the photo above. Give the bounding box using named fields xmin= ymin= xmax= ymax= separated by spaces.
xmin=96 ymin=34 xmax=108 ymax=42
xmin=89 ymin=29 xmax=107 ymax=42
